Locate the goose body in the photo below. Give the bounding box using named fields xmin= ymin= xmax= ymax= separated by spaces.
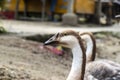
xmin=44 ymin=30 xmax=120 ymax=80
xmin=85 ymin=60 xmax=120 ymax=80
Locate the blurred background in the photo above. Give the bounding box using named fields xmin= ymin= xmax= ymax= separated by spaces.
xmin=0 ymin=0 xmax=120 ymax=24
xmin=0 ymin=0 xmax=120 ymax=80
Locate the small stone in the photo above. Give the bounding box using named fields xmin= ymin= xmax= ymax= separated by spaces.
xmin=62 ymin=13 xmax=78 ymax=26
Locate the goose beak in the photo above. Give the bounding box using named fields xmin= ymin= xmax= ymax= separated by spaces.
xmin=44 ymin=34 xmax=69 ymax=48
xmin=44 ymin=40 xmax=60 ymax=45
xmin=44 ymin=33 xmax=59 ymax=45
xmin=44 ymin=40 xmax=69 ymax=48
xmin=44 ymin=38 xmax=69 ymax=47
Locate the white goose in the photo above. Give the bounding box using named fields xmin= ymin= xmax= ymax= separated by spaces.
xmin=44 ymin=30 xmax=120 ymax=80
xmin=79 ymin=32 xmax=96 ymax=63
xmin=79 ymin=32 xmax=120 ymax=68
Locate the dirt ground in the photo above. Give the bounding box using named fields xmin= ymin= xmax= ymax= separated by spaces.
xmin=0 ymin=32 xmax=120 ymax=80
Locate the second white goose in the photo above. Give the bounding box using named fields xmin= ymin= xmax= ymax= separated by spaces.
xmin=79 ymin=32 xmax=96 ymax=63
xmin=79 ymin=32 xmax=120 ymax=69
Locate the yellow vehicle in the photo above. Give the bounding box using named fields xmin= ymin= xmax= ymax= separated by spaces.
xmin=55 ymin=0 xmax=95 ymax=14
xmin=7 ymin=0 xmax=49 ymax=12
xmin=75 ymin=0 xmax=95 ymax=14
xmin=54 ymin=0 xmax=68 ymax=13
xmin=7 ymin=0 xmax=95 ymax=14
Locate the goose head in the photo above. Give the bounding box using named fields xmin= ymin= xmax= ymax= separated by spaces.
xmin=44 ymin=30 xmax=82 ymax=49
xmin=79 ymin=32 xmax=93 ymax=42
